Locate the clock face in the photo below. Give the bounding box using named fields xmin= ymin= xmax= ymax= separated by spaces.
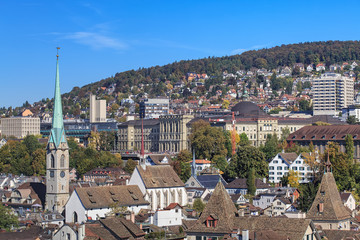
xmin=60 ymin=171 xmax=65 ymax=178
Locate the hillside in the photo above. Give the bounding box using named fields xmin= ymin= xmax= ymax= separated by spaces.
xmin=3 ymin=40 xmax=360 ymax=117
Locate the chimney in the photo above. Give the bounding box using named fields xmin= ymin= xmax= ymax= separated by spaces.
xmin=131 ymin=211 xmax=135 ymax=223
xmin=242 ymin=230 xmax=249 ymax=240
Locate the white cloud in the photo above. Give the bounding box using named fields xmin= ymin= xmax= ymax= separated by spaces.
xmin=62 ymin=32 xmax=127 ymax=50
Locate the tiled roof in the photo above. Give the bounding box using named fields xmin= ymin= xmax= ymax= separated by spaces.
xmin=147 ymin=154 xmax=172 ymax=165
xmin=322 ymin=229 xmax=360 ymax=240
xmin=187 ymin=181 xmax=237 ymax=234
xmin=307 ymin=172 xmax=352 ymax=221
xmin=225 ymin=178 xmax=271 ymax=189
xmin=278 ymin=152 xmax=298 ymax=165
xmin=288 ymin=125 xmax=359 ymax=142
xmin=76 ymin=185 xmax=149 ymax=209
xmin=164 ymin=203 xmax=182 ymax=210
xmin=136 ymin=165 xmax=185 ymax=188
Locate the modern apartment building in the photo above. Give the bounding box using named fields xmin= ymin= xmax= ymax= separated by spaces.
xmin=313 ymin=73 xmax=354 ymax=116
xmin=144 ymin=98 xmax=169 ymax=119
xmin=90 ymin=94 xmax=106 ymax=123
xmin=0 ymin=117 xmax=40 ymax=138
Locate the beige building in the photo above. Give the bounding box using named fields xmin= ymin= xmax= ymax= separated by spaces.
xmin=0 ymin=117 xmax=40 ymax=138
xmin=313 ymin=73 xmax=354 ymax=115
xmin=116 ymin=102 xmax=344 ymax=153
xmin=144 ymin=98 xmax=169 ymax=119
xmin=90 ymin=94 xmax=106 ymax=123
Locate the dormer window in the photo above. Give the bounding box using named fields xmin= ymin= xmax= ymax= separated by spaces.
xmin=205 ymin=215 xmax=218 ymax=228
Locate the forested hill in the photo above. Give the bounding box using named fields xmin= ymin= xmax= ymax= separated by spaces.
xmin=66 ymin=40 xmax=360 ymax=98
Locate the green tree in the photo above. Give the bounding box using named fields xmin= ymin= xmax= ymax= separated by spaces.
xmin=172 ymin=150 xmax=192 ymax=182
xmin=22 ymin=135 xmax=42 ymax=156
xmin=124 ymin=159 xmax=137 ymax=174
xmin=31 ymin=148 xmax=46 ymax=175
xmin=239 ymin=133 xmax=250 ymax=146
xmin=0 ymin=204 xmax=18 ymax=231
xmin=192 ymin=198 xmax=206 ymax=213
xmin=299 ymin=99 xmax=311 ymax=111
xmin=345 ymin=134 xmax=355 ymax=162
xmin=189 ymin=120 xmax=227 ymax=161
xmin=225 ymin=145 xmax=267 ymax=179
xmin=260 ymin=134 xmax=280 ymax=160
xmin=347 ymin=115 xmax=358 ymax=124
xmin=247 ymin=167 xmax=256 ymax=196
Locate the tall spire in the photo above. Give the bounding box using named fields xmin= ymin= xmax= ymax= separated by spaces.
xmin=49 ymin=47 xmax=67 ymax=148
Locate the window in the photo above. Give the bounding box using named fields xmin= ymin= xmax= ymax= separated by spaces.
xmin=299 ymin=167 xmax=305 ymax=171
xmin=60 ymin=154 xmax=65 ymax=168
xmin=292 ymin=167 xmax=298 ymax=170
xmin=273 ymin=160 xmax=278 ymax=164
xmin=269 ymin=166 xmax=274 ymax=170
xmin=277 ymin=166 xmax=282 ymax=170
xmin=51 ymin=154 xmax=55 ymax=168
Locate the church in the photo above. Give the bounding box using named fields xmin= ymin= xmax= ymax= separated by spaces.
xmin=45 ymin=49 xmax=70 ymax=213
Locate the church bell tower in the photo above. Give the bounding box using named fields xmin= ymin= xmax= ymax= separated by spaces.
xmin=45 ymin=48 xmax=69 ymax=213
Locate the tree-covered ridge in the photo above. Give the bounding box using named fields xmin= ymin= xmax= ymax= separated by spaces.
xmin=68 ymin=40 xmax=360 ymax=97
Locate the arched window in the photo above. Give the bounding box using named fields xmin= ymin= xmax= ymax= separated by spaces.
xmin=51 ymin=155 xmax=55 ymax=168
xmin=60 ymin=154 xmax=65 ymax=168
xmin=73 ymin=212 xmax=78 ymax=223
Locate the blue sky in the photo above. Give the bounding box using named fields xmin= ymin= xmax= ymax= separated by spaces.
xmin=1 ymin=0 xmax=360 ymax=108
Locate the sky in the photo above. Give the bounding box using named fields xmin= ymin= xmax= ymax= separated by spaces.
xmin=1 ymin=0 xmax=360 ymax=108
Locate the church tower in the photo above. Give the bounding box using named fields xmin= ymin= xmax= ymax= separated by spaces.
xmin=45 ymin=48 xmax=69 ymax=213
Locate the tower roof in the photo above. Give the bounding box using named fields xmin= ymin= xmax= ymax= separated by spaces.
xmin=187 ymin=181 xmax=237 ymax=234
xmin=306 ymin=172 xmax=351 ymax=221
xmin=48 ymin=50 xmax=67 ymax=148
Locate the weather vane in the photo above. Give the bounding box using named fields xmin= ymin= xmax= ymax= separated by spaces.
xmin=56 ymin=47 xmax=60 ymax=60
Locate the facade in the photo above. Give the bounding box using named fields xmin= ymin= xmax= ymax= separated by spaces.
xmin=144 ymin=98 xmax=169 ymax=119
xmin=263 ymin=197 xmax=292 ymax=217
xmin=342 ymin=105 xmax=360 ymax=122
xmin=269 ymin=152 xmax=316 ymax=183
xmin=340 ymin=192 xmax=356 ymax=211
xmin=287 ymin=125 xmax=360 ymax=160
xmin=225 ymin=178 xmax=271 ymax=196
xmin=128 ymin=165 xmax=187 ymax=211
xmin=185 ymin=175 xmax=227 ymax=192
xmin=65 ymin=185 xmax=149 ymax=223
xmin=153 ymin=203 xmax=183 ymax=227
xmin=90 ymin=94 xmax=106 ymax=123
xmin=313 ymin=73 xmax=354 ymax=115
xmin=0 ymin=117 xmax=40 ymax=138
xmin=45 ymin=54 xmax=69 ymax=213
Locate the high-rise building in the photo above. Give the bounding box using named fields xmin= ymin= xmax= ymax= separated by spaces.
xmin=45 ymin=51 xmax=69 ymax=213
xmin=90 ymin=94 xmax=106 ymax=123
xmin=144 ymin=98 xmax=169 ymax=119
xmin=0 ymin=117 xmax=40 ymax=138
xmin=313 ymin=73 xmax=354 ymax=116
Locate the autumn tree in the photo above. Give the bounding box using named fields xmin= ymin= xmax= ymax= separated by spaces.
xmin=171 ymin=150 xmax=192 ymax=182
xmin=124 ymin=159 xmax=137 ymax=174
xmin=287 ymin=170 xmax=300 ymax=188
xmin=189 ymin=120 xmax=227 ymax=162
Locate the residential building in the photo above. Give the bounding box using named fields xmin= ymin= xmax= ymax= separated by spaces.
xmin=340 ymin=192 xmax=356 ymax=211
xmin=268 ymin=152 xmax=316 ymax=183
xmin=287 ymin=125 xmax=360 ymax=160
xmin=82 ymin=167 xmax=130 ymax=183
xmin=65 ymin=185 xmax=149 ymax=223
xmin=0 ymin=138 xmax=7 ymax=148
xmin=144 ymin=98 xmax=169 ymax=119
xmin=313 ymin=73 xmax=354 ymax=115
xmin=263 ymin=197 xmax=292 ymax=217
xmin=0 ymin=117 xmax=40 ymax=138
xmin=185 ymin=187 xmax=210 ymax=205
xmin=316 ymin=63 xmax=326 ymax=71
xmin=128 ymin=165 xmax=187 ymax=211
xmin=342 ymin=105 xmax=360 ymax=122
xmin=90 ymin=94 xmax=106 ymax=123
xmin=306 ymin=162 xmax=352 ymax=230
xmin=225 ymin=178 xmax=271 ymax=195
xmin=188 ymin=159 xmax=212 ymax=174
xmin=153 ymin=203 xmax=183 ymax=227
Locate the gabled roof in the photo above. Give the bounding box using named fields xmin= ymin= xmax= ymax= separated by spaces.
xmin=288 ymin=125 xmax=358 ymax=142
xmin=147 ymin=154 xmax=172 ymax=165
xmin=340 ymin=192 xmax=352 ymax=202
xmin=136 ymin=165 xmax=185 ymax=188
xmin=307 ymin=172 xmax=352 ymax=221
xmin=187 ymin=181 xmax=237 ymax=234
xmin=75 ymin=185 xmax=149 ymax=209
xmin=225 ymin=178 xmax=271 ymax=189
xmin=196 ymin=175 xmax=227 ymax=189
xmin=164 ymin=203 xmax=182 ymax=210
xmin=278 ymin=152 xmax=298 ymax=165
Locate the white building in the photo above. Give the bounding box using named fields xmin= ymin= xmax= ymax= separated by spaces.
xmin=65 ymin=185 xmax=149 ymax=224
xmin=340 ymin=192 xmax=356 ymax=211
xmin=313 ymin=73 xmax=354 ymax=116
xmin=129 ymin=165 xmax=187 ymax=211
xmin=0 ymin=117 xmax=40 ymax=138
xmin=269 ymin=152 xmax=316 ymax=184
xmin=341 ymin=105 xmax=360 ymax=122
xmin=144 ymin=98 xmax=169 ymax=119
xmin=90 ymin=94 xmax=106 ymax=123
xmin=153 ymin=203 xmax=183 ymax=227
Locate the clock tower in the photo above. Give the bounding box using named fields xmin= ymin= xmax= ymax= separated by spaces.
xmin=45 ymin=48 xmax=69 ymax=213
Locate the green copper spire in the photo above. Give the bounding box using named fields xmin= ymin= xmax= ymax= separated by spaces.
xmin=49 ymin=48 xmax=67 ymax=148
